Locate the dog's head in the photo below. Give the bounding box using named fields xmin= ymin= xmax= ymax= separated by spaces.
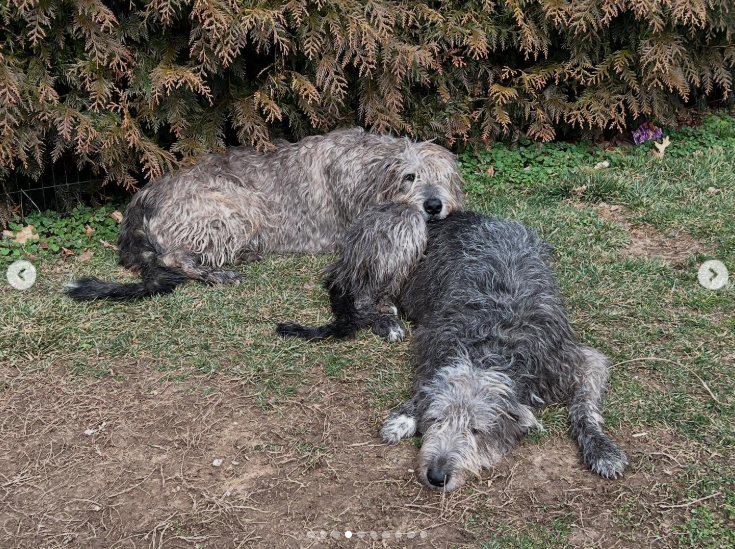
xmin=376 ymin=141 xmax=464 ymax=221
xmin=416 ymin=360 xmax=539 ymax=493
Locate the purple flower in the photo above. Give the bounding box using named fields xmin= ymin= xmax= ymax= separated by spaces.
xmin=632 ymin=122 xmax=664 ymax=145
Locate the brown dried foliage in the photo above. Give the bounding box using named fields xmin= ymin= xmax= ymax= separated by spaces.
xmin=1 ymin=0 xmax=733 ymax=186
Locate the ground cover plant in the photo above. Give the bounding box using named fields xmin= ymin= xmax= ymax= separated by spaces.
xmin=1 ymin=114 xmax=734 ymax=547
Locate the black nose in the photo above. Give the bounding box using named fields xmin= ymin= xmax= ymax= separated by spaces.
xmin=426 ymin=467 xmax=450 ymax=488
xmin=423 ymin=198 xmax=442 ymax=216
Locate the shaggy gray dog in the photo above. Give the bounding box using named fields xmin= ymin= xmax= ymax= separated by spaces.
xmin=65 ymin=128 xmax=463 ymax=301
xmin=278 ymin=208 xmax=628 ymax=492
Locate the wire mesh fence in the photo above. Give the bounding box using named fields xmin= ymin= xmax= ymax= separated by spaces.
xmin=1 ymin=155 xmax=116 ymax=222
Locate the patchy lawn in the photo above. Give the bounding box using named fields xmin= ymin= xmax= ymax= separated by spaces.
xmin=1 ymin=116 xmax=734 ymax=548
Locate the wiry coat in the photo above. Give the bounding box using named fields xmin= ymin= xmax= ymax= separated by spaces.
xmin=279 ymin=210 xmax=628 ymax=492
xmin=277 ymin=203 xmax=426 ymax=342
xmin=65 ymin=128 xmax=463 ymax=301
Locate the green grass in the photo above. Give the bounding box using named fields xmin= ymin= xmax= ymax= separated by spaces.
xmin=477 ymin=519 xmax=572 ymax=549
xmin=2 ymin=112 xmax=735 ymax=547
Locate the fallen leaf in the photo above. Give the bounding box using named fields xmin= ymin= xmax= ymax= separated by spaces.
xmin=486 ymin=165 xmax=495 ymax=177
xmin=78 ymin=249 xmax=94 ymax=262
xmin=707 ymin=187 xmax=720 ymax=194
xmin=99 ymin=239 xmax=119 ymax=250
xmin=110 ymin=211 xmax=123 ymax=223
xmin=12 ymin=225 xmax=40 ymax=245
xmin=62 ymin=247 xmax=76 ymax=256
xmin=2 ymin=230 xmax=13 ymax=239
xmin=594 ymin=160 xmax=610 ymax=169
xmin=652 ymin=136 xmax=671 ymax=159
xmin=84 ymin=421 xmax=106 ymax=436
xmin=85 ymin=224 xmax=94 ymax=237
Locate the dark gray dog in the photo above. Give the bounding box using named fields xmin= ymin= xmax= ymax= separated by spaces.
xmin=65 ymin=128 xmax=463 ymax=301
xmin=278 ymin=208 xmax=628 ymax=492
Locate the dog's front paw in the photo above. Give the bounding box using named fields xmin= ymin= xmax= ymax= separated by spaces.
xmin=376 ymin=296 xmax=399 ymax=316
xmin=380 ymin=414 xmax=416 ymax=444
xmin=377 ymin=303 xmax=399 ymax=316
xmin=207 ymin=269 xmax=246 ymax=285
xmin=372 ymin=317 xmax=405 ymax=343
xmin=386 ymin=324 xmax=405 ymax=342
xmin=586 ymin=436 xmax=628 ymax=479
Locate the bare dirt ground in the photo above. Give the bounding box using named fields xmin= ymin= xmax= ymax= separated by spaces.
xmin=1 ymin=357 xmax=697 ymax=549
xmin=581 ymin=201 xmax=709 ymax=265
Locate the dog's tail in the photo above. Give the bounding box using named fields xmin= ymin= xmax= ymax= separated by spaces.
xmin=65 ymin=269 xmax=187 ymax=301
xmin=65 ymin=243 xmax=187 ymax=302
xmin=569 ymin=346 xmax=628 ymax=479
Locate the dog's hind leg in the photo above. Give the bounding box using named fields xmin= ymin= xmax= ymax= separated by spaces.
xmin=380 ymin=396 xmax=419 ymax=444
xmin=569 ymin=346 xmax=628 ymax=478
xmin=160 ymin=251 xmax=245 ymax=285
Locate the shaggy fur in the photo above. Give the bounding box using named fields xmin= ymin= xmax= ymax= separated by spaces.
xmin=279 ymin=209 xmax=628 ymax=492
xmin=65 ymin=128 xmax=463 ymax=301
xmin=277 ymin=203 xmax=426 ymax=342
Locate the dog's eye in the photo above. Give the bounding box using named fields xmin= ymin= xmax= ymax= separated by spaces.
xmin=403 ymin=173 xmax=416 ymax=183
xmin=471 ymin=428 xmax=481 ymax=436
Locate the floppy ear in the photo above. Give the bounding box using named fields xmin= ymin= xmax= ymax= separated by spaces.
xmin=374 ymin=158 xmax=403 ymax=203
xmin=450 ymin=170 xmax=465 ymax=206
xmin=435 ymin=150 xmax=465 ymax=207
